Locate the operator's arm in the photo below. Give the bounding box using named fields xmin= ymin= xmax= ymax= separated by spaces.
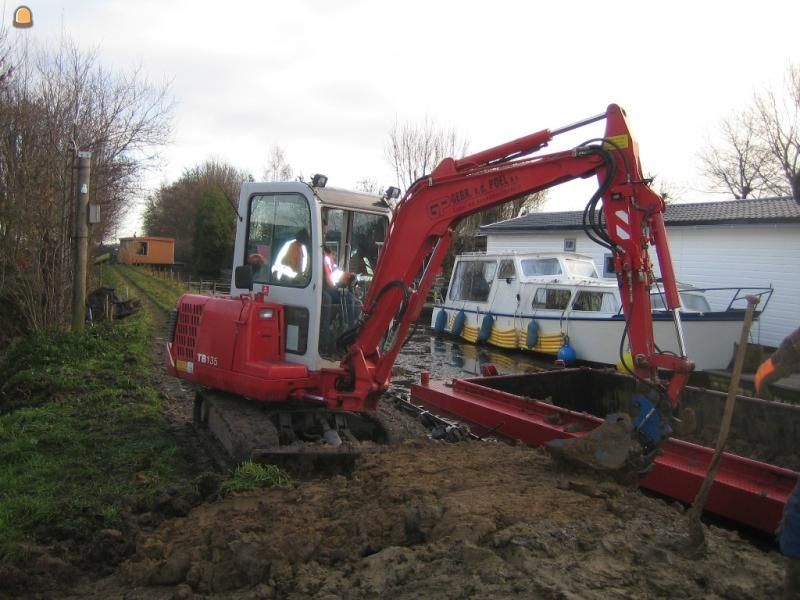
xmin=755 ymin=327 xmax=800 ymax=393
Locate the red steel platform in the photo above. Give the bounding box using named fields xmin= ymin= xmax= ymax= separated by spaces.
xmin=411 ymin=376 xmax=799 ymax=534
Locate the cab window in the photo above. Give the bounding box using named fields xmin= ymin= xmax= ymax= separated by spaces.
xmin=245 ymin=193 xmax=312 ymax=288
xmin=318 ymin=208 xmax=388 ymax=360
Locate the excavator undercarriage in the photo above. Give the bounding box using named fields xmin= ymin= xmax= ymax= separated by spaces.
xmin=193 ymin=389 xmax=393 ymax=475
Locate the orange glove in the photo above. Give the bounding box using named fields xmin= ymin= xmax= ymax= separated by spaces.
xmin=754 ymin=357 xmax=777 ymax=394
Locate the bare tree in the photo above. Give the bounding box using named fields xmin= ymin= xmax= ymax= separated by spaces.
xmin=753 ymin=63 xmax=800 ymax=198
xmin=385 ymin=117 xmax=469 ymax=190
xmin=700 ymin=63 xmax=800 ymax=199
xmin=355 ymin=177 xmax=381 ymax=195
xmin=263 ymin=145 xmax=294 ymax=181
xmin=0 ymin=36 xmax=173 ymax=339
xmin=698 ymin=112 xmax=776 ymax=198
xmin=384 ymin=117 xmax=546 ymax=260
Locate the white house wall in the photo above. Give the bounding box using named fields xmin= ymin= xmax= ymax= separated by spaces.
xmin=485 ymin=223 xmax=799 ymax=348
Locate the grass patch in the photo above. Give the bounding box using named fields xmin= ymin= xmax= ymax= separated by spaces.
xmin=112 ymin=265 xmax=188 ymax=311
xmin=220 ymin=461 xmax=291 ymax=496
xmin=0 ymin=301 xmax=197 ymax=561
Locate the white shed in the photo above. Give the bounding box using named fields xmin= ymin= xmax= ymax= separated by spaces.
xmin=480 ymin=197 xmax=800 ymax=348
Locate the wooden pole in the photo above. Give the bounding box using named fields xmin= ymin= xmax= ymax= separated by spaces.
xmin=686 ymin=295 xmax=760 ymax=552
xmin=71 ymin=151 xmax=92 ymax=332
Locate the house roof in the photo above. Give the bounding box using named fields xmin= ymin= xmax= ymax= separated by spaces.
xmin=480 ymin=196 xmax=800 ymax=233
xmin=119 ymin=236 xmax=175 ymax=243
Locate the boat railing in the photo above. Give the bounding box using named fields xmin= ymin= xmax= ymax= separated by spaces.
xmin=649 ymin=286 xmax=774 ymax=314
xmin=723 ymin=286 xmax=774 ymax=312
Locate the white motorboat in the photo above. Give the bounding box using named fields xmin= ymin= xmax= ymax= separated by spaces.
xmin=431 ymin=252 xmax=772 ymax=371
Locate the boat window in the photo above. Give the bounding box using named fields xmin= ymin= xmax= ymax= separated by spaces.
xmin=680 ymin=292 xmax=711 ymax=313
xmin=651 ymin=292 xmax=711 ymax=313
xmin=564 ymin=258 xmax=598 ymax=278
xmin=449 ymin=260 xmax=497 ymax=302
xmin=521 ymin=258 xmax=561 ymax=276
xmin=651 ymin=294 xmax=667 ymax=311
xmin=498 ymin=259 xmax=516 ymax=280
xmin=532 ymin=288 xmax=571 ymax=310
xmin=572 ymin=290 xmax=619 ymax=312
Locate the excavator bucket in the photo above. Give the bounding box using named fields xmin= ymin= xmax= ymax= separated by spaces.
xmin=544 ymin=413 xmax=644 ymax=472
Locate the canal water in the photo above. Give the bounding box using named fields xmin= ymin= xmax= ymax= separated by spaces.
xmin=392 ymin=327 xmax=555 ymax=386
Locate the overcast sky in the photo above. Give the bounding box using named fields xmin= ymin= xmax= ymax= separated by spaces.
xmin=14 ymin=0 xmax=800 ymax=235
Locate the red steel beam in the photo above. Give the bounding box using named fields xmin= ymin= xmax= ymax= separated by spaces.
xmin=411 ymin=378 xmax=798 ymax=534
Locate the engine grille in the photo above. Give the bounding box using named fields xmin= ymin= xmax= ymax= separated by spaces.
xmin=174 ymin=299 xmax=203 ymax=361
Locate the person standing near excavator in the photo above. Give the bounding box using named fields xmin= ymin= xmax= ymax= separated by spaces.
xmin=755 ymin=326 xmax=800 ymax=599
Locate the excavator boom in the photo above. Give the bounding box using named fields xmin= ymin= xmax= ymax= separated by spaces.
xmin=326 ymin=104 xmax=692 ymax=417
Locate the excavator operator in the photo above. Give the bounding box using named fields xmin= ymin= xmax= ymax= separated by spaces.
xmin=272 ymin=229 xmax=310 ymax=283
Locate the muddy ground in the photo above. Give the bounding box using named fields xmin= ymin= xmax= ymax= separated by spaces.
xmin=10 ymin=324 xmax=789 ymax=599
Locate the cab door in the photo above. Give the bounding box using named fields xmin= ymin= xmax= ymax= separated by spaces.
xmin=232 ymin=182 xmax=321 ymax=369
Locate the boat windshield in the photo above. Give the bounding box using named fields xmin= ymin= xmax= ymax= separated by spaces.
xmin=449 ymin=260 xmax=497 ymax=302
xmin=520 ymin=258 xmax=561 ymax=276
xmin=564 ymin=258 xmax=598 ymax=278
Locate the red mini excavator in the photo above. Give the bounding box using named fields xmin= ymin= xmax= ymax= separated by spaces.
xmin=165 ymin=104 xmax=694 ymax=469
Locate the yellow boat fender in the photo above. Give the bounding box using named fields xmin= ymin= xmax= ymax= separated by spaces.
xmin=616 ymin=351 xmax=634 ymax=373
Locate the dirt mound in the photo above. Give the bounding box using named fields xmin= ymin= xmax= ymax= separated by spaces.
xmin=76 ymin=441 xmax=783 ymax=599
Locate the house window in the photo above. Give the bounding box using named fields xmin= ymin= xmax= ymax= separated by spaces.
xmin=603 ymin=254 xmax=615 ymax=278
xmin=136 ymin=241 xmax=148 ymax=256
xmin=563 ymin=238 xmax=576 ymax=252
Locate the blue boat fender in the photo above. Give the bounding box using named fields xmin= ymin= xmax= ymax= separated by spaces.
xmin=478 ymin=314 xmax=494 ymax=343
xmin=452 ymin=310 xmax=466 ymax=336
xmin=526 ymin=320 xmax=539 ymax=348
xmin=433 ymin=309 xmax=448 ymax=334
xmin=557 ymin=336 xmax=577 ymax=365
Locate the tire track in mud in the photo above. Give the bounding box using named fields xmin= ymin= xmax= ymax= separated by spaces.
xmin=107 ymin=266 xmax=219 ymax=472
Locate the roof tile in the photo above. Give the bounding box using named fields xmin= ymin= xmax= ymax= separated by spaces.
xmin=481 ymin=197 xmax=800 ymax=232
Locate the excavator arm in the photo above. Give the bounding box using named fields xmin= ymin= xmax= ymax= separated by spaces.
xmin=323 ymin=105 xmax=694 ymax=439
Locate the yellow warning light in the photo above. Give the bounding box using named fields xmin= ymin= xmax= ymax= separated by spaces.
xmin=13 ymin=6 xmax=33 ymax=28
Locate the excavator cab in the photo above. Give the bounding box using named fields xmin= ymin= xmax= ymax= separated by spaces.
xmin=230 ymin=179 xmax=391 ymax=369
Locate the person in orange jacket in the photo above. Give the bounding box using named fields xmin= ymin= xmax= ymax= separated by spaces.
xmin=756 ymin=327 xmax=800 ymax=395
xmin=271 ymin=229 xmax=310 ymax=283
xmin=755 ymin=326 xmax=800 ymax=599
